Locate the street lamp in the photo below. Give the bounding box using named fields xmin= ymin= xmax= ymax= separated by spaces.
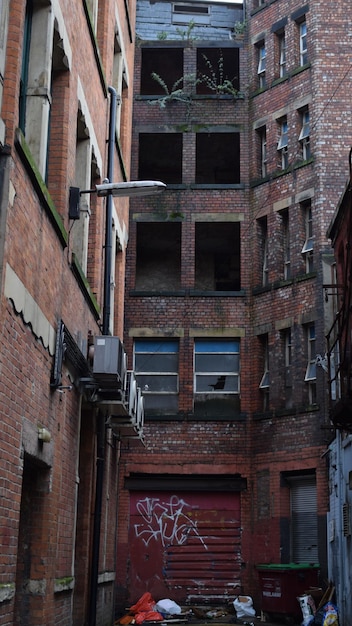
xmin=95 ymin=180 xmax=166 ymax=197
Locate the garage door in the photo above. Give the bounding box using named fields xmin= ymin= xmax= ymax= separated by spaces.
xmin=128 ymin=490 xmax=242 ymax=605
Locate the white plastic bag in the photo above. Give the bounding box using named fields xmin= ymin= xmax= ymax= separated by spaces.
xmin=233 ymin=596 xmax=256 ymax=618
xmin=155 ymin=599 xmax=182 ymax=616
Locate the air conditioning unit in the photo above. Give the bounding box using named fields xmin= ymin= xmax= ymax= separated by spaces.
xmin=93 ymin=336 xmax=127 ymax=389
xmin=126 ymin=371 xmax=138 ymax=425
xmin=136 ymin=387 xmax=144 ymax=430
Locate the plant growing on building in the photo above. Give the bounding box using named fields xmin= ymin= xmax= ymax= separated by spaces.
xmin=175 ymin=19 xmax=197 ymax=42
xmin=232 ymin=19 xmax=247 ymax=37
xmin=199 ymin=53 xmax=239 ymax=97
xmin=149 ymin=72 xmax=200 ymax=108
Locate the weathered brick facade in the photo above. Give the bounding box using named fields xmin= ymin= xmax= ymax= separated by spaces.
xmin=0 ymin=0 xmax=135 ymax=624
xmin=116 ymin=0 xmax=352 ymax=616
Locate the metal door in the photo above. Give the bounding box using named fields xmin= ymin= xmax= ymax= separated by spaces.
xmin=128 ymin=490 xmax=241 ymax=605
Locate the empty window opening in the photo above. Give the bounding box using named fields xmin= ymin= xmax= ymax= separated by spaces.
xmin=140 ymin=48 xmax=184 ymax=95
xmin=138 ymin=133 xmax=183 ymax=184
xmin=196 ymin=133 xmax=240 ymax=184
xmin=195 ymin=222 xmax=240 ymax=291
xmin=172 ymin=3 xmax=210 ymax=24
xmin=136 ymin=222 xmax=182 ymax=291
xmin=196 ymin=48 xmax=239 ymax=95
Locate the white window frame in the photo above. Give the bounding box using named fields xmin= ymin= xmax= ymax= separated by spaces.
xmin=299 ymin=20 xmax=308 ymax=66
xmin=284 ymin=327 xmax=293 ymax=390
xmin=257 ymin=43 xmax=266 ymax=88
xmin=259 ymin=334 xmax=270 ymax=412
xmin=277 ymin=118 xmax=288 ymax=169
xmin=194 ymin=339 xmax=240 ymax=396
xmin=305 ymin=323 xmax=317 ymax=404
xmin=301 ymin=202 xmax=314 ymax=272
xmin=259 ymin=126 xmax=267 ymax=178
xmin=278 ymin=31 xmax=286 ymax=77
xmin=282 ymin=209 xmax=290 ymax=279
xmin=134 ymin=339 xmax=179 ymax=412
xmin=299 ymin=108 xmax=310 ymax=160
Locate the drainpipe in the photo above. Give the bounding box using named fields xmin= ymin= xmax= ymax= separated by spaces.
xmin=88 ymin=86 xmax=118 ymax=626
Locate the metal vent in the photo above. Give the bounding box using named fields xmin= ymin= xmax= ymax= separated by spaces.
xmin=343 ymin=502 xmax=351 ymax=537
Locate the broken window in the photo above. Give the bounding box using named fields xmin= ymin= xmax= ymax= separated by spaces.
xmin=138 ymin=133 xmax=183 ymax=184
xmin=194 ymin=339 xmax=240 ymax=417
xmin=140 ymin=48 xmax=184 ymax=95
xmin=195 ymin=222 xmax=241 ymax=291
xmin=196 ymin=47 xmax=239 ymax=95
xmin=195 ymin=133 xmax=240 ymax=184
xmin=136 ymin=222 xmax=181 ymax=291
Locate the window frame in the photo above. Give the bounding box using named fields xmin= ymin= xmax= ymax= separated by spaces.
xmin=301 ymin=201 xmax=314 ymax=272
xmin=299 ymin=20 xmax=308 ymax=66
xmin=305 ymin=323 xmax=317 ymax=404
xmin=194 ymin=339 xmax=240 ymax=396
xmin=299 ymin=108 xmax=310 ymax=160
xmin=277 ymin=117 xmax=289 ymax=169
xmin=257 ymin=42 xmax=266 ymax=88
xmin=258 ymin=126 xmax=267 ymax=178
xmin=134 ymin=339 xmax=180 ymax=414
xmin=278 ymin=30 xmax=287 ymax=78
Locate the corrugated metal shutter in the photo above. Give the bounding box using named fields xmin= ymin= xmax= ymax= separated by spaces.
xmin=290 ymin=476 xmax=318 ymax=563
xmin=128 ymin=490 xmax=241 ymax=605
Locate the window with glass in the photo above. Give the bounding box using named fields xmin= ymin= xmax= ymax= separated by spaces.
xmin=194 ymin=339 xmax=240 ymax=417
xmin=284 ymin=328 xmax=293 ymax=408
xmin=134 ymin=340 xmax=179 ymax=415
xmin=278 ymin=31 xmax=287 ymax=77
xmin=257 ymin=126 xmax=267 ymax=178
xmin=258 ymin=216 xmax=269 ymax=286
xmin=259 ymin=334 xmax=269 ymax=411
xmin=299 ymin=20 xmax=308 ymax=66
xmin=281 ymin=209 xmax=290 ymax=279
xmin=301 ymin=200 xmax=314 ymax=273
xmin=299 ymin=108 xmax=310 ymax=160
xmin=277 ymin=117 xmax=288 ymax=170
xmin=305 ymin=323 xmax=316 ymax=404
xmin=257 ymin=43 xmax=266 ymax=88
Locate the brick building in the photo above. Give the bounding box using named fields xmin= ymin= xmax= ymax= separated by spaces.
xmin=0 ymin=0 xmax=139 ymax=625
xmin=116 ymin=0 xmax=352 ymax=619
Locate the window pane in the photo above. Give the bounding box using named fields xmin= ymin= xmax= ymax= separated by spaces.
xmin=196 ymin=374 xmax=239 ymax=392
xmin=137 ymin=374 xmax=178 ymax=393
xmin=195 ymin=353 xmax=240 ymax=372
xmin=135 ymin=353 xmax=179 ymax=373
xmin=195 ymin=340 xmax=239 ymax=353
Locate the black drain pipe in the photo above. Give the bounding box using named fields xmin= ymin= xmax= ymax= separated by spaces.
xmin=88 ymin=85 xmax=118 ymax=626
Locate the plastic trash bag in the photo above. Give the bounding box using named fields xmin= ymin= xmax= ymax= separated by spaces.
xmin=156 ymin=599 xmax=182 ymax=616
xmin=233 ymin=596 xmax=256 ymax=618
